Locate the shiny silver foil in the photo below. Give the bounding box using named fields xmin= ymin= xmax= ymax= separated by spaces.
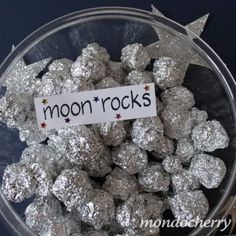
xmin=190 ymin=153 xmax=226 ymax=189
xmin=48 ymin=126 xmax=104 ymax=167
xmin=102 ymin=167 xmax=139 ymax=201
xmin=48 ymin=58 xmax=73 ymax=73
xmin=78 ymin=189 xmax=115 ymax=230
xmin=153 ymin=57 xmax=184 ymax=90
xmin=107 ymin=61 xmax=126 ymax=84
xmin=175 ymin=137 xmax=195 ymax=162
xmin=25 ymin=196 xmax=63 ymax=235
xmin=52 ymin=169 xmax=93 ymax=211
xmin=162 ymin=155 xmax=183 ymax=174
xmin=0 ymin=41 xmax=230 ymax=235
xmin=190 ymin=107 xmax=208 ymax=127
xmin=131 ymin=116 xmax=164 ymax=151
xmin=151 ymin=135 xmax=174 ymax=159
xmin=121 ymin=43 xmax=150 ymax=70
xmin=95 ymin=77 xmax=120 ymax=89
xmin=62 ymin=78 xmax=95 ymax=94
xmin=168 ymin=190 xmax=209 ymax=222
xmin=82 ymin=43 xmax=110 ymax=62
xmin=116 ymin=194 xmax=147 ymax=228
xmin=85 ymin=147 xmax=112 ymax=178
xmin=0 ymin=93 xmax=32 ymax=128
xmin=161 ymin=106 xmax=192 ymax=139
xmin=1 ymin=163 xmax=36 ymax=202
xmin=171 ymin=169 xmax=200 ymax=193
xmin=191 ymin=120 xmax=229 ymax=152
xmin=71 ymin=55 xmax=106 ymax=82
xmin=125 ymin=70 xmax=152 ymax=85
xmin=4 ymin=58 xmax=51 ymax=95
xmin=161 ymin=86 xmax=195 ymax=110
xmin=112 ymin=141 xmax=148 ymax=174
xmin=94 ymin=121 xmax=126 ymax=147
xmin=138 ymin=162 xmax=170 ymax=192
xmin=18 ymin=112 xmax=50 ymax=145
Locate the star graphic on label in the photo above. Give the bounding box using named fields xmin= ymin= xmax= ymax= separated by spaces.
xmin=42 ymin=99 xmax=48 ymax=105
xmin=115 ymin=113 xmax=121 ymax=120
xmin=40 ymin=122 xmax=47 ymax=128
xmin=144 ymin=85 xmax=150 ymax=91
xmin=93 ymin=96 xmax=99 ymax=102
xmin=65 ymin=117 xmax=71 ymax=123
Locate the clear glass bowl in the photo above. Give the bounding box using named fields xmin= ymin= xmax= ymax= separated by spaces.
xmin=0 ymin=7 xmax=236 ymax=236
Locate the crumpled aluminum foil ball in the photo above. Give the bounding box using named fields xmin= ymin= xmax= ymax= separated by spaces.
xmin=168 ymin=190 xmax=209 ymax=222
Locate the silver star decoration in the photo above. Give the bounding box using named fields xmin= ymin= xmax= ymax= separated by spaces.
xmin=4 ymin=58 xmax=51 ymax=95
xmin=146 ymin=5 xmax=210 ymax=69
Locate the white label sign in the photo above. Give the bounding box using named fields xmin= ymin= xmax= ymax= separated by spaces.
xmin=34 ymin=83 xmax=157 ymax=130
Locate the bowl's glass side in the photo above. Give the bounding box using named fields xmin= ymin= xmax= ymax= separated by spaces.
xmin=0 ymin=7 xmax=235 ymax=236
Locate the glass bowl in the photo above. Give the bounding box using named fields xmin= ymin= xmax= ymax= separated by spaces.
xmin=0 ymin=7 xmax=236 ymax=236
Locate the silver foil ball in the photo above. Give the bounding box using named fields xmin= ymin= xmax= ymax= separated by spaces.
xmin=48 ymin=58 xmax=73 ymax=79
xmin=125 ymin=70 xmax=153 ymax=85
xmin=121 ymin=43 xmax=150 ymax=70
xmin=62 ymin=78 xmax=95 ymax=94
xmin=153 ymin=57 xmax=184 ymax=90
xmin=140 ymin=193 xmax=164 ymax=220
xmin=138 ymin=162 xmax=170 ymax=192
xmin=112 ymin=141 xmax=148 ymax=174
xmin=0 ymin=93 xmax=32 ymax=128
xmin=85 ymin=147 xmax=112 ymax=178
xmin=18 ymin=112 xmax=50 ymax=145
xmin=161 ymin=106 xmax=192 ymax=140
xmin=52 ymin=169 xmax=93 ymax=211
xmin=102 ymin=167 xmax=139 ymax=201
xmin=82 ymin=43 xmax=110 ymax=62
xmin=20 ymin=143 xmax=70 ymax=176
xmin=46 ymin=211 xmax=82 ymax=236
xmin=71 ymin=55 xmax=106 ymax=82
xmin=95 ymin=77 xmax=120 ymax=89
xmin=25 ymin=196 xmax=63 ymax=235
xmin=175 ymin=137 xmax=195 ymax=162
xmin=137 ymin=193 xmax=163 ymax=235
xmin=190 ymin=107 xmax=208 ymax=127
xmin=42 ymin=223 xmax=68 ymax=236
xmin=162 ymin=155 xmax=183 ymax=174
xmin=107 ymin=61 xmax=126 ymax=84
xmin=131 ymin=116 xmax=164 ymax=151
xmin=168 ymin=190 xmax=209 ymax=222
xmin=161 ymin=86 xmax=195 ymax=110
xmin=30 ymin=162 xmax=55 ymax=197
xmin=35 ymin=71 xmax=63 ymax=96
xmin=189 ymin=153 xmax=226 ymax=189
xmin=171 ymin=169 xmax=200 ymax=193
xmin=116 ymin=193 xmax=163 ymax=230
xmin=94 ymin=121 xmax=126 ymax=147
xmin=1 ymin=163 xmax=37 ymax=202
xmin=48 ymin=126 xmax=104 ymax=167
xmin=78 ymin=189 xmax=115 ymax=230
xmin=151 ymin=135 xmax=174 ymax=159
xmin=116 ymin=194 xmax=147 ymax=228
xmin=191 ymin=120 xmax=229 ymax=152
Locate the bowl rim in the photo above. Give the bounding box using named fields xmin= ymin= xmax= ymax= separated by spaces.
xmin=0 ymin=6 xmax=236 ymax=236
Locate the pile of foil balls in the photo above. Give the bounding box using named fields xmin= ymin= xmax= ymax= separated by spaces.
xmin=0 ymin=42 xmax=229 ymax=236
